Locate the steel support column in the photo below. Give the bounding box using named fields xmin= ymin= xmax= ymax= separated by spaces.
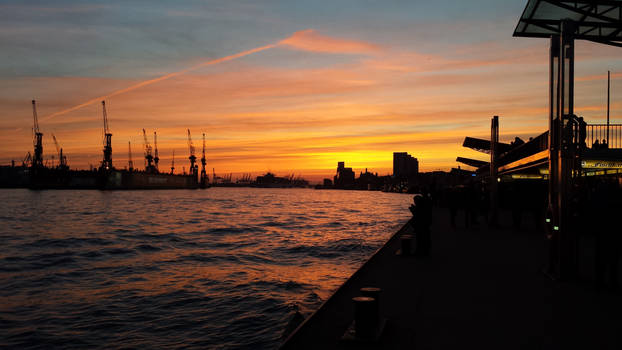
xmin=490 ymin=116 xmax=499 ymax=227
xmin=548 ymin=21 xmax=577 ymax=280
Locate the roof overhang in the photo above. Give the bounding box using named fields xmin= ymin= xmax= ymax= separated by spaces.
xmin=462 ymin=137 xmax=512 ymax=154
xmin=456 ymin=157 xmax=489 ymax=169
xmin=514 ymin=0 xmax=622 ymax=47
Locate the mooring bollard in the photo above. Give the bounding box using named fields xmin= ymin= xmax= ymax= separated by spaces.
xmin=360 ymin=287 xmax=381 ymax=323
xmin=401 ymin=234 xmax=413 ymax=255
xmin=352 ymin=296 xmax=375 ymax=339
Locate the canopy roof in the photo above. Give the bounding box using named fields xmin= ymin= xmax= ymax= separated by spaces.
xmin=514 ymin=0 xmax=622 ymax=47
xmin=456 ymin=157 xmax=489 ymax=169
xmin=462 ymin=137 xmax=511 ymax=154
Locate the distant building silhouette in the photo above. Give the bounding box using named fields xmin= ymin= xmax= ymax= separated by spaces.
xmin=255 ymin=172 xmax=308 ymax=187
xmin=357 ymin=168 xmax=382 ymax=190
xmin=393 ymin=152 xmax=419 ymax=179
xmin=334 ymin=161 xmax=355 ymax=188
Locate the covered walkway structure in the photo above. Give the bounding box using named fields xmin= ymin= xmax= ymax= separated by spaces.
xmin=457 ymin=0 xmax=622 ymax=281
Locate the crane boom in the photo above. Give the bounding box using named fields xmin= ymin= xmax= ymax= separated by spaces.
xmin=31 ymin=100 xmax=43 ymax=168
xmin=32 ymin=100 xmax=40 ymax=135
xmin=143 ymin=129 xmax=150 ymax=154
xmin=153 ymin=131 xmax=160 ymax=172
xmin=143 ymin=129 xmax=154 ymax=172
xmin=200 ymin=132 xmax=207 ymax=186
xmin=187 ymin=129 xmax=195 ymax=156
xmin=52 ymin=134 xmax=61 ymax=157
xmin=171 ymin=150 xmax=175 ymax=174
xmin=100 ymin=101 xmax=113 ymax=171
xmin=128 ymin=141 xmax=134 ymax=171
xmin=51 ymin=133 xmax=68 ymax=169
xmin=102 ymin=101 xmax=109 ymax=136
xmin=23 ymin=152 xmax=32 ymax=167
xmin=187 ymin=129 xmax=197 ymax=176
xmin=202 ymin=133 xmax=206 ymax=160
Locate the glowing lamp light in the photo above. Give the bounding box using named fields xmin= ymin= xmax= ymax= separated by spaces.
xmin=553 ymin=226 xmax=559 ymax=231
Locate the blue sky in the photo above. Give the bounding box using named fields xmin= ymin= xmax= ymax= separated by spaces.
xmin=0 ymin=0 xmax=526 ymax=78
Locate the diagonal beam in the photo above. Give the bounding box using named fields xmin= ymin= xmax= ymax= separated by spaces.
xmin=596 ymin=5 xmax=619 ymax=18
xmin=587 ymin=38 xmax=622 ymax=47
xmin=544 ymin=0 xmax=621 ymax=22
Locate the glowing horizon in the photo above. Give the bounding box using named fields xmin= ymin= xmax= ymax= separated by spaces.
xmin=1 ymin=2 xmax=620 ymax=181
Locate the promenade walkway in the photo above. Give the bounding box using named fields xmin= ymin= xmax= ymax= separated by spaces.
xmin=281 ymin=208 xmax=622 ymax=349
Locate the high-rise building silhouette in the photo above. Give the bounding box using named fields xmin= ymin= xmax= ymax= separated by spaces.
xmin=393 ymin=152 xmax=418 ymax=179
xmin=334 ymin=161 xmax=355 ymax=187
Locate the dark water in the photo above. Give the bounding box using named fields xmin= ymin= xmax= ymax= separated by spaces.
xmin=0 ymin=188 xmax=412 ymax=349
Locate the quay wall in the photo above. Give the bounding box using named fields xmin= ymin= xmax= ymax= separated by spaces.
xmin=280 ymin=218 xmax=414 ymax=349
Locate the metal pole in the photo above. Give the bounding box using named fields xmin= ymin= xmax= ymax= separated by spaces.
xmin=547 ymin=35 xmax=560 ymax=277
xmin=490 ymin=115 xmax=499 ymax=227
xmin=557 ymin=20 xmax=577 ymax=280
xmin=607 ymin=70 xmax=610 ymax=144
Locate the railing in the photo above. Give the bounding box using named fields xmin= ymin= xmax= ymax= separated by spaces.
xmin=587 ymin=124 xmax=622 ymax=149
xmin=497 ymin=131 xmax=548 ymax=167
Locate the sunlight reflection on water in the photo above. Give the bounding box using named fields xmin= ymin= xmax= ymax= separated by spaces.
xmin=0 ymin=188 xmax=412 ymax=349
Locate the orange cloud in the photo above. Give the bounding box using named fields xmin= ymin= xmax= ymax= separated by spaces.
xmin=5 ymin=33 xmax=615 ymax=179
xmin=279 ymin=29 xmax=380 ymax=55
xmin=362 ymin=46 xmax=547 ymax=74
xmin=576 ymin=72 xmax=622 ymax=82
xmin=38 ymin=43 xmax=279 ymax=124
xmin=31 ymin=29 xmax=379 ymax=126
xmin=0 ymin=56 xmax=554 ymax=176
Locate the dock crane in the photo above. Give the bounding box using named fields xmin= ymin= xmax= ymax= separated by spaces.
xmin=128 ymin=141 xmax=134 ymax=172
xmin=153 ymin=131 xmax=160 ymax=172
xmin=187 ymin=129 xmax=198 ymax=177
xmin=31 ymin=100 xmax=43 ymax=169
xmin=51 ymin=134 xmax=59 ymax=167
xmin=22 ymin=152 xmax=32 ymax=167
xmin=200 ymin=133 xmax=207 ymax=187
xmin=171 ymin=150 xmax=175 ymax=174
xmin=142 ymin=129 xmax=155 ymax=173
xmin=51 ymin=133 xmax=68 ymax=170
xmin=100 ymin=101 xmax=113 ymax=171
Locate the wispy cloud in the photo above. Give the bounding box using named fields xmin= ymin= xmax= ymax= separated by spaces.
xmin=37 ymin=43 xmax=279 ymax=123
xmin=279 ymin=29 xmax=381 ymax=55
xmin=2 ymin=8 xmax=618 ymax=178
xmin=576 ymin=72 xmax=622 ymax=82
xmin=33 ymin=29 xmax=381 ymax=125
xmin=0 ymin=38 xmax=558 ymax=173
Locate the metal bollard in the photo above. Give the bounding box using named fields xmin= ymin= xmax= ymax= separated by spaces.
xmin=360 ymin=287 xmax=381 ymax=324
xmin=352 ymin=296 xmax=375 ymax=339
xmin=401 ymin=234 xmax=413 ymax=255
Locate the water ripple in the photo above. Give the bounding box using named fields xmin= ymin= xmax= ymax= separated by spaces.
xmin=0 ymin=187 xmax=412 ymax=349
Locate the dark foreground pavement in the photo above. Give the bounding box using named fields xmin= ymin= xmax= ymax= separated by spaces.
xmin=280 ymin=208 xmax=622 ymax=349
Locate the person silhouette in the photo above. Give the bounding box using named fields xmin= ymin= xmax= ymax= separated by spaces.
xmin=412 ymin=194 xmax=432 ymax=256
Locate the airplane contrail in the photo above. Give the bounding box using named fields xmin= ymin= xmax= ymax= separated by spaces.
xmin=39 ymin=42 xmax=279 ymax=122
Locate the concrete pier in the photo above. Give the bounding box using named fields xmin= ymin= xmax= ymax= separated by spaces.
xmin=281 ymin=208 xmax=622 ymax=349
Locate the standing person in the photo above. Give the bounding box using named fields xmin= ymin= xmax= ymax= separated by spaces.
xmin=457 ymin=184 xmax=476 ymax=228
xmin=412 ymin=194 xmax=432 ymax=256
xmin=468 ymin=184 xmax=479 ymax=226
xmin=479 ymin=185 xmax=490 ymax=226
xmin=448 ymin=187 xmax=459 ymax=228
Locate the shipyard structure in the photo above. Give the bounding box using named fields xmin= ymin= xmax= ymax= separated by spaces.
xmin=0 ymin=100 xmax=209 ymax=190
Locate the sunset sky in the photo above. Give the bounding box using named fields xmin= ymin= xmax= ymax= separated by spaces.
xmin=1 ymin=1 xmax=621 ymax=181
